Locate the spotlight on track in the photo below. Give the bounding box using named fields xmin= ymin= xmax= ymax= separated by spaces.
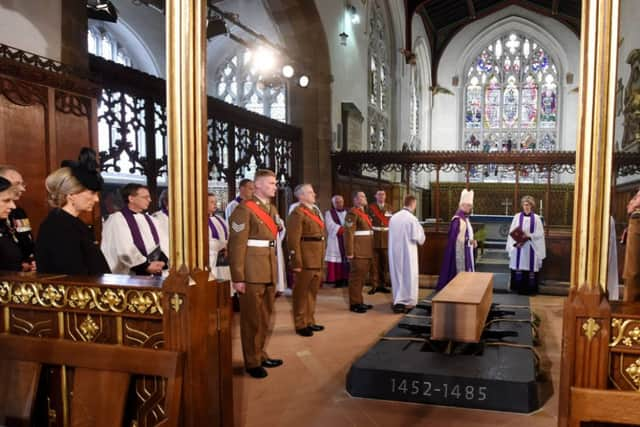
xmin=298 ymin=75 xmax=310 ymax=88
xmin=282 ymin=64 xmax=295 ymax=79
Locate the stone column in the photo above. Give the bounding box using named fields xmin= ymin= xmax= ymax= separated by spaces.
xmin=60 ymin=0 xmax=88 ymax=71
xmin=557 ymin=1 xmax=619 ymax=426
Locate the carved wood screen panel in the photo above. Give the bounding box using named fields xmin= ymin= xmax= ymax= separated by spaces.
xmin=90 ymin=55 xmax=302 ymax=204
xmin=0 ymin=48 xmax=100 ymax=236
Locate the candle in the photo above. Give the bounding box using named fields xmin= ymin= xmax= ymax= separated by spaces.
xmin=540 ymin=199 xmax=543 ymax=214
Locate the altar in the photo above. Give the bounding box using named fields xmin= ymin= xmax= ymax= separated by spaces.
xmin=469 ymin=214 xmax=513 ymax=244
xmin=469 ymin=214 xmax=545 ymax=245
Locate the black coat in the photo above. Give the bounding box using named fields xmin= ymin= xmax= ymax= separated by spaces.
xmin=36 ymin=208 xmax=110 ymax=275
xmin=0 ymin=220 xmax=23 ymax=271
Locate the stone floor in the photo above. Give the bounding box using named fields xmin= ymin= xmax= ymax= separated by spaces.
xmin=231 ymin=286 xmax=565 ymax=427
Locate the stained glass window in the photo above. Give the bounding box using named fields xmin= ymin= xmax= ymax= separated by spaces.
xmin=463 ymin=33 xmax=559 ymax=183
xmin=214 ymin=50 xmax=287 ymax=123
xmin=409 ymin=65 xmax=421 ymax=141
xmin=367 ymin=0 xmax=390 ymax=150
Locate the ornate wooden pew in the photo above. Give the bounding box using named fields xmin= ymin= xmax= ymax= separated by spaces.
xmin=0 ymin=271 xmax=231 ymax=427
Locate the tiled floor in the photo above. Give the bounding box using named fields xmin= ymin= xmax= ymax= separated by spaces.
xmin=231 ymin=287 xmax=564 ymax=427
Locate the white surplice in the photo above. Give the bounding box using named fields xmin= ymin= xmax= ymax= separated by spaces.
xmin=101 ymin=210 xmax=170 ymax=274
xmin=225 ymin=197 xmax=241 ymax=220
xmin=505 ymin=213 xmax=546 ymax=272
xmin=275 ymin=214 xmax=287 ymax=292
xmin=388 ymin=209 xmax=426 ymax=306
xmin=208 ymin=214 xmax=230 ymax=282
xmin=324 ymin=209 xmax=347 ymax=263
xmin=151 ymin=210 xmax=169 ymax=241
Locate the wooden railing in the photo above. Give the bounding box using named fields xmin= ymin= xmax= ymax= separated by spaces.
xmin=0 ymin=271 xmax=231 ymax=426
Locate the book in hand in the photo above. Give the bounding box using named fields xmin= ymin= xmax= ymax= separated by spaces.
xmin=147 ymin=245 xmax=169 ymax=265
xmin=509 ymin=226 xmax=528 ymax=244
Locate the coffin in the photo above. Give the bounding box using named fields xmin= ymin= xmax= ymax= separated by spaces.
xmin=431 ymin=272 xmax=494 ymax=343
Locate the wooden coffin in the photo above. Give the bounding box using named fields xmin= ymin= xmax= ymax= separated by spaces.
xmin=431 ymin=272 xmax=494 ymax=343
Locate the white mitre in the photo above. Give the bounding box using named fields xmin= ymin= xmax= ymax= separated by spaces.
xmin=459 ymin=189 xmax=474 ymax=205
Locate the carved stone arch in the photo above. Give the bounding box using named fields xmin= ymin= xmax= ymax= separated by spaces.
xmin=262 ymin=0 xmax=332 ymax=205
xmin=413 ymin=35 xmax=431 ymax=150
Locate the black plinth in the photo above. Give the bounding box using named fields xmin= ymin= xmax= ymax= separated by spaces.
xmin=346 ymin=294 xmax=541 ymax=413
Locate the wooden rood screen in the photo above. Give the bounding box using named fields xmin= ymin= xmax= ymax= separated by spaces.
xmin=0 ymin=272 xmax=232 ymax=427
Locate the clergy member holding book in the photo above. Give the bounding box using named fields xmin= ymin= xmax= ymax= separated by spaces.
xmin=506 ymin=195 xmax=546 ymax=294
xmin=102 ymin=184 xmax=169 ymax=276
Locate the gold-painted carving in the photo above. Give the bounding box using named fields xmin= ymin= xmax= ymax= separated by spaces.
xmin=0 ymin=281 xmax=10 ymax=303
xmin=100 ymin=288 xmax=123 ymax=308
xmin=582 ymin=318 xmax=600 ymax=341
xmin=129 ymin=293 xmax=153 ymax=314
xmin=124 ymin=322 xmax=164 ymax=349
xmin=79 ymin=314 xmax=100 ymax=341
xmin=68 ymin=287 xmax=92 ymax=309
xmin=12 ymin=283 xmax=35 ymax=304
xmin=625 ymin=358 xmax=640 ymax=390
xmin=10 ymin=313 xmax=53 ymax=337
xmin=1 ymin=281 xmax=163 ymax=316
xmin=170 ymin=293 xmax=183 ymax=313
xmin=610 ymin=318 xmax=640 ymax=348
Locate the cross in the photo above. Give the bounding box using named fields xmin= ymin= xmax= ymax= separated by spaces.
xmin=501 ymin=198 xmax=511 ymax=216
xmin=170 ymin=293 xmax=184 ymax=313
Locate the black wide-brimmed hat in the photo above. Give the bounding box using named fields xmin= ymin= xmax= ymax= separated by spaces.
xmin=61 ymin=147 xmax=104 ymax=192
xmin=0 ymin=176 xmax=11 ymax=192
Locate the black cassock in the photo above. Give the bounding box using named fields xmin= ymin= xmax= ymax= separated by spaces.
xmin=36 ymin=208 xmax=110 ymax=275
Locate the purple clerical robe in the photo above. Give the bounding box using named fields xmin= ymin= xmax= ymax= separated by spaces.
xmin=436 ymin=209 xmax=474 ymax=290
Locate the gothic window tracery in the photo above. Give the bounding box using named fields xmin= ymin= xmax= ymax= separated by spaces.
xmin=368 ymin=0 xmax=391 ymax=151
xmin=214 ymin=50 xmax=287 ymax=123
xmin=463 ymin=33 xmax=559 ymax=182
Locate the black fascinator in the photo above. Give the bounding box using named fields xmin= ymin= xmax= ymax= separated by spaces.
xmin=61 ymin=147 xmax=104 ymax=191
xmin=0 ymin=176 xmax=11 ymax=192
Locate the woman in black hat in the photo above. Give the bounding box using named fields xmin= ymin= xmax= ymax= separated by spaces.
xmin=0 ymin=176 xmax=24 ymax=271
xmin=35 ymin=148 xmax=111 ymax=275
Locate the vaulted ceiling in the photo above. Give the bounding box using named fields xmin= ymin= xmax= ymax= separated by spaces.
xmin=405 ymin=0 xmax=581 ymax=83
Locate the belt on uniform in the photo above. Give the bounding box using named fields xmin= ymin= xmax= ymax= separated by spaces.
xmin=301 ymin=236 xmax=325 ymax=241
xmin=247 ymin=239 xmax=275 ymax=247
xmin=354 ymin=230 xmax=373 ymax=236
xmin=372 ymin=227 xmax=389 ymax=231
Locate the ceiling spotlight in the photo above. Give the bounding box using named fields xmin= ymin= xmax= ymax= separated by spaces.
xmin=346 ymin=4 xmax=360 ymax=25
xmin=206 ymin=17 xmax=228 ymax=39
xmin=252 ymin=47 xmax=276 ymax=73
xmin=298 ymin=75 xmax=310 ymax=88
xmin=87 ymin=0 xmax=118 ymax=22
xmin=282 ymin=65 xmax=295 ymax=79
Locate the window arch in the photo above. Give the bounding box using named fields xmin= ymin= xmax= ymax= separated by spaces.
xmin=214 ymin=50 xmax=287 ymax=123
xmin=88 ymin=26 xmax=132 ymax=66
xmin=463 ymin=33 xmax=559 ymax=182
xmin=368 ymin=0 xmax=391 ymax=151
